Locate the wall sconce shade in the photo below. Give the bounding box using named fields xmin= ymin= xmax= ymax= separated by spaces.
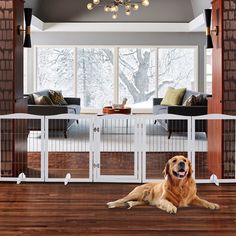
xmin=204 ymin=9 xmax=219 ymax=49
xmin=23 ymin=34 xmax=31 ymax=48
xmin=206 ymin=35 xmax=213 ymax=49
xmin=204 ymin=9 xmax=212 ymax=28
xmin=23 ymin=8 xmax=32 ymax=48
xmin=204 ymin=9 xmax=213 ymax=49
xmin=17 ymin=8 xmax=32 ymax=48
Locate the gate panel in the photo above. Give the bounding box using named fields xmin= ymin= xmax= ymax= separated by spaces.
xmin=94 ymin=115 xmax=140 ymax=182
xmin=45 ymin=114 xmax=93 ymax=183
xmin=192 ymin=114 xmax=236 ymax=183
xmin=143 ymin=114 xmax=191 ymax=182
xmin=0 ymin=114 xmax=44 ymax=182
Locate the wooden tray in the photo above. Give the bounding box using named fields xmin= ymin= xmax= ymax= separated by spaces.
xmin=103 ymin=106 xmax=131 ymax=114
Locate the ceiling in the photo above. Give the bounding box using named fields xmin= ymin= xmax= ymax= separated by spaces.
xmin=24 ymin=0 xmax=211 ymax=23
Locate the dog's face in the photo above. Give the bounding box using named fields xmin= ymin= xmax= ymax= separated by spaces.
xmin=163 ymin=155 xmax=192 ymax=180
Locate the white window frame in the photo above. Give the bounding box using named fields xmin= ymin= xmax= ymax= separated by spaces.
xmin=33 ymin=45 xmax=198 ymax=114
xmin=23 ymin=48 xmax=28 ymax=94
xmin=204 ymin=48 xmax=212 ymax=94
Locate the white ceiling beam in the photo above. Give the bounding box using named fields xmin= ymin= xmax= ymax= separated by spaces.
xmin=43 ymin=22 xmax=189 ymax=33
xmin=31 ymin=15 xmax=205 ymax=33
xmin=31 ymin=15 xmax=44 ymax=31
xmin=189 ymin=13 xmax=205 ymax=32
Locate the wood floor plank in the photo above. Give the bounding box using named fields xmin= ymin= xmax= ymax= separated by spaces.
xmin=0 ymin=183 xmax=235 ymax=235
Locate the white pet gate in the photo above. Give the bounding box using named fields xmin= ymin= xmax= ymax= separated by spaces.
xmin=0 ymin=113 xmax=44 ymax=183
xmin=0 ymin=113 xmax=235 ymax=185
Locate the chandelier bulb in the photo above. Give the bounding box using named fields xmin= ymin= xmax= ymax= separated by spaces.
xmin=142 ymin=0 xmax=150 ymax=7
xmin=87 ymin=3 xmax=94 ymax=10
xmin=132 ymin=4 xmax=139 ymax=11
xmin=93 ymin=0 xmax=100 ymax=4
xmin=104 ymin=5 xmax=110 ymax=12
xmin=125 ymin=10 xmax=131 ymax=16
xmin=114 ymin=5 xmax=119 ymax=12
xmin=112 ymin=13 xmax=118 ymax=19
xmin=111 ymin=5 xmax=116 ymax=12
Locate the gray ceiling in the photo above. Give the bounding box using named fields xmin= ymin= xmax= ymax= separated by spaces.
xmin=24 ymin=0 xmax=211 ymax=23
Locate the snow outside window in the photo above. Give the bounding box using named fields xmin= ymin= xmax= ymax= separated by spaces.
xmin=37 ymin=47 xmax=74 ymax=96
xmin=77 ymin=48 xmax=114 ymax=108
xmin=119 ymin=48 xmax=156 ymax=109
xmin=35 ymin=46 xmax=197 ymax=112
xmin=158 ymin=48 xmax=195 ymax=98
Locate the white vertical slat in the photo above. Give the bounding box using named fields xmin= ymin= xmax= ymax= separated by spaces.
xmin=40 ymin=116 xmax=45 ymax=181
xmin=44 ymin=117 xmax=49 ymax=181
xmin=191 ymin=116 xmax=196 ymax=180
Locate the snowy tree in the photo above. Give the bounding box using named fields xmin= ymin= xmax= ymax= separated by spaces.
xmin=102 ymin=48 xmax=156 ymax=105
xmin=158 ymin=48 xmax=195 ymax=97
xmin=37 ymin=47 xmax=195 ymax=108
xmin=77 ymin=48 xmax=114 ymax=108
xmin=37 ymin=48 xmax=74 ymax=96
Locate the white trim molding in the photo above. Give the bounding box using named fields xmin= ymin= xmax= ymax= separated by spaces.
xmin=31 ymin=14 xmax=205 ymax=33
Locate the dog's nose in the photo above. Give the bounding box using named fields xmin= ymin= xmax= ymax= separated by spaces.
xmin=178 ymin=161 xmax=185 ymax=169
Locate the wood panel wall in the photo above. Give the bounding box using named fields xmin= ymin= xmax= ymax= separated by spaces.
xmin=208 ymin=0 xmax=236 ymax=178
xmin=223 ymin=0 xmax=236 ymax=178
xmin=0 ymin=0 xmax=27 ymax=177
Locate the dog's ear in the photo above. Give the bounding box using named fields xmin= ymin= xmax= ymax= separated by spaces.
xmin=163 ymin=162 xmax=170 ymax=178
xmin=187 ymin=161 xmax=193 ymax=178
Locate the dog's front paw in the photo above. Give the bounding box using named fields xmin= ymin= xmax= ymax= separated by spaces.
xmin=208 ymin=203 xmax=220 ymax=210
xmin=126 ymin=201 xmax=134 ymax=210
xmin=107 ymin=201 xmax=115 ymax=208
xmin=166 ymin=205 xmax=177 ymax=214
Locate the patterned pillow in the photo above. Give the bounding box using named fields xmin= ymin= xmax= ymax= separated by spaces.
xmin=196 ymin=94 xmax=207 ymax=106
xmin=183 ymin=95 xmax=197 ymax=106
xmin=33 ymin=94 xmax=54 ymax=105
xmin=183 ymin=94 xmax=207 ymax=106
xmin=49 ymin=90 xmax=67 ymax=105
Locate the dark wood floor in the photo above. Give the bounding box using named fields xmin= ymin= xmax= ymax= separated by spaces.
xmin=0 ymin=183 xmax=235 ymax=236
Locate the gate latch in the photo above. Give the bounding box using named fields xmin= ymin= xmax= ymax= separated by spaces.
xmin=93 ymin=163 xmax=100 ymax=168
xmin=93 ymin=127 xmax=100 ymax=132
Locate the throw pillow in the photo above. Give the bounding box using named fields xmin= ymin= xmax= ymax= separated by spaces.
xmin=161 ymin=87 xmax=186 ymax=106
xmin=49 ymin=90 xmax=68 ymax=105
xmin=195 ymin=94 xmax=207 ymax=106
xmin=183 ymin=95 xmax=197 ymax=106
xmin=183 ymin=94 xmax=207 ymax=106
xmin=33 ymin=94 xmax=54 ymax=105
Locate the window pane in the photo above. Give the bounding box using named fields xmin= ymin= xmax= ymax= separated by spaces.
xmin=77 ymin=48 xmax=114 ymax=108
xmin=119 ymin=48 xmax=156 ymax=108
xmin=158 ymin=48 xmax=195 ymax=97
xmin=37 ymin=47 xmax=74 ymax=96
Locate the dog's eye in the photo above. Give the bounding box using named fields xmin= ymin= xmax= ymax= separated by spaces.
xmin=183 ymin=159 xmax=187 ymax=162
xmin=172 ymin=159 xmax=177 ymax=163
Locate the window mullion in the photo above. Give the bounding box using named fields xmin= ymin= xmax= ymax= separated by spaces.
xmin=156 ymin=47 xmax=159 ymax=98
xmin=74 ymin=47 xmax=77 ymax=97
xmin=114 ymin=47 xmax=119 ymax=104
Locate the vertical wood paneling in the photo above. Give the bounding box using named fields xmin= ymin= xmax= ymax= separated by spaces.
xmin=208 ymin=0 xmax=224 ymax=178
xmin=0 ymin=0 xmax=28 ymax=177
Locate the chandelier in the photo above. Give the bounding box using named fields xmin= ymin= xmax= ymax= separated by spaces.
xmin=87 ymin=0 xmax=150 ymax=19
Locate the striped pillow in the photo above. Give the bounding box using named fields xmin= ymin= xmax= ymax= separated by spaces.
xmin=49 ymin=90 xmax=67 ymax=105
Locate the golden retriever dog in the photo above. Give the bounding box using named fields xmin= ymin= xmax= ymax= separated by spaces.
xmin=107 ymin=155 xmax=220 ymax=214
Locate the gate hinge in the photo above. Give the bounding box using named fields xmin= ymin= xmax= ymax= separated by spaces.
xmin=93 ymin=127 xmax=100 ymax=132
xmin=93 ymin=163 xmax=100 ymax=168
